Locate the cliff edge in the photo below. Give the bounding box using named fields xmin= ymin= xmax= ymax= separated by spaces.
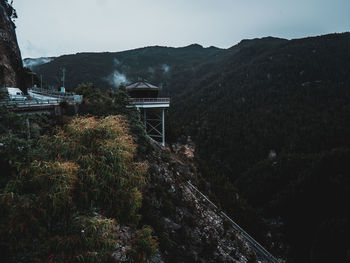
xmin=0 ymin=0 xmax=23 ymax=89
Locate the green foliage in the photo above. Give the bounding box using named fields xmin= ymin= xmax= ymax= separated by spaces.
xmin=113 ymin=85 xmax=130 ymax=111
xmin=75 ymin=83 xmax=116 ymax=115
xmin=0 ymin=89 xmax=9 ymax=99
xmin=0 ymin=109 xmax=45 ymax=190
xmin=51 ymin=215 xmax=118 ymax=263
xmin=75 ymin=83 xmax=103 ymax=102
xmin=128 ymin=226 xmax=158 ymax=262
xmin=0 ymin=116 xmax=156 ymax=262
xmin=0 ymin=111 xmax=52 ymax=170
xmin=42 ymin=116 xmax=147 ymax=222
xmin=75 ymin=82 xmax=149 ymax=154
xmin=238 ymin=148 xmax=350 ymax=262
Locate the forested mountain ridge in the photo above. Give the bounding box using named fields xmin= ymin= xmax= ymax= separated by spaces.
xmin=166 ymin=32 xmax=350 ymax=263
xmin=27 ymin=32 xmax=350 ymax=262
xmin=169 ymin=32 xmax=350 ymax=175
xmin=28 ymin=44 xmax=225 ymax=91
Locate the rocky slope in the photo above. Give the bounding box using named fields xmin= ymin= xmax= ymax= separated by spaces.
xmin=0 ymin=0 xmax=23 ymax=89
xmin=140 ymin=140 xmax=258 ymax=263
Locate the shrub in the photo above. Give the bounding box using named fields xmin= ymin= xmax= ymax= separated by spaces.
xmin=0 ymin=116 xmax=151 ymax=262
xmin=128 ymin=226 xmax=158 ymax=262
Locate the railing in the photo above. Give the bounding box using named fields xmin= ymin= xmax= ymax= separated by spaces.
xmin=129 ymin=98 xmax=170 ymax=104
xmin=186 ymin=181 xmax=280 ymax=263
xmin=0 ymin=99 xmax=61 ymax=107
xmin=28 ymin=88 xmax=83 ymax=104
xmin=29 ymin=87 xmax=75 ymax=97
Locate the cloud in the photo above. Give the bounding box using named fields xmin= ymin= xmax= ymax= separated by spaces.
xmin=104 ymin=70 xmax=129 ymax=88
xmin=23 ymin=57 xmax=53 ymax=69
xmin=14 ymin=0 xmax=350 ymax=58
xmin=113 ymin=58 xmax=121 ymax=66
xmin=95 ymin=0 xmax=108 ymax=6
xmin=162 ymin=64 xmax=170 ymax=73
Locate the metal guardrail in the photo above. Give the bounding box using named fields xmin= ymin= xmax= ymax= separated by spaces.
xmin=28 ymin=88 xmax=83 ymax=103
xmin=29 ymin=87 xmax=75 ymax=97
xmin=186 ymin=181 xmax=280 ymax=263
xmin=130 ymin=98 xmax=170 ymax=104
xmin=0 ymin=99 xmax=61 ymax=106
xmin=187 ymin=181 xmax=219 ymax=209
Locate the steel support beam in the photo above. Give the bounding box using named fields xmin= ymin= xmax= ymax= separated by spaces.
xmin=162 ymin=108 xmax=165 ymax=146
xmin=140 ymin=108 xmax=166 ymax=147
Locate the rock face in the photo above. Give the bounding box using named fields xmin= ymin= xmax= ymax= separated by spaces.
xmin=141 ymin=143 xmax=257 ymax=262
xmin=0 ymin=0 xmax=23 ymax=89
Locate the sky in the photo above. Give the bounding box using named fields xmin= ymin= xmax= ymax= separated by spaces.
xmin=12 ymin=0 xmax=350 ymax=58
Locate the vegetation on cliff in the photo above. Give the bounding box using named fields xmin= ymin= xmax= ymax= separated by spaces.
xmin=0 ymin=99 xmax=158 ymax=262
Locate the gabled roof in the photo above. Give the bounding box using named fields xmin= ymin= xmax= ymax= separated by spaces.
xmin=126 ymin=81 xmax=160 ymax=90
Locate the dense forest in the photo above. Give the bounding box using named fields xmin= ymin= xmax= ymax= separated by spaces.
xmin=165 ymin=33 xmax=350 ymax=263
xmin=28 ymin=32 xmax=350 ymax=262
xmin=24 ymin=44 xmax=225 ymax=91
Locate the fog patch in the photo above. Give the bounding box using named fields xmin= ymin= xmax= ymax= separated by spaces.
xmin=162 ymin=64 xmax=170 ymax=74
xmin=105 ymin=70 xmax=129 ymax=88
xmin=23 ymin=57 xmax=53 ymax=69
xmin=268 ymin=150 xmax=277 ymax=159
xmin=113 ymin=58 xmax=121 ymax=66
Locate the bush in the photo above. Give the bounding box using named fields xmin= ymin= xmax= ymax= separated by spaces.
xmin=0 ymin=116 xmax=152 ymax=262
xmin=128 ymin=226 xmax=158 ymax=262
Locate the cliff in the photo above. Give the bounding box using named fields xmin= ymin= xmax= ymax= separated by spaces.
xmin=0 ymin=0 xmax=23 ymax=89
xmin=140 ymin=141 xmax=259 ymax=262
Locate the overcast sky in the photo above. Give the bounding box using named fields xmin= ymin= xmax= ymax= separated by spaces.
xmin=13 ymin=0 xmax=350 ymax=58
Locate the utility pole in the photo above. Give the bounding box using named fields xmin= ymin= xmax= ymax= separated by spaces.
xmin=62 ymin=68 xmax=66 ymax=88
xmin=162 ymin=108 xmax=165 ymax=147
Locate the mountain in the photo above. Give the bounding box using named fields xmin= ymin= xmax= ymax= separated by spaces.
xmin=28 ymin=44 xmax=225 ymax=90
xmin=29 ymin=32 xmax=350 ymax=262
xmin=23 ymin=57 xmax=54 ymax=70
xmin=0 ymin=0 xmax=24 ymax=89
xmin=166 ymin=33 xmax=350 ymax=263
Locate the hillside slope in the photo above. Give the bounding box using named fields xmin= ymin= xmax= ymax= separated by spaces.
xmin=166 ymin=33 xmax=350 ymax=263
